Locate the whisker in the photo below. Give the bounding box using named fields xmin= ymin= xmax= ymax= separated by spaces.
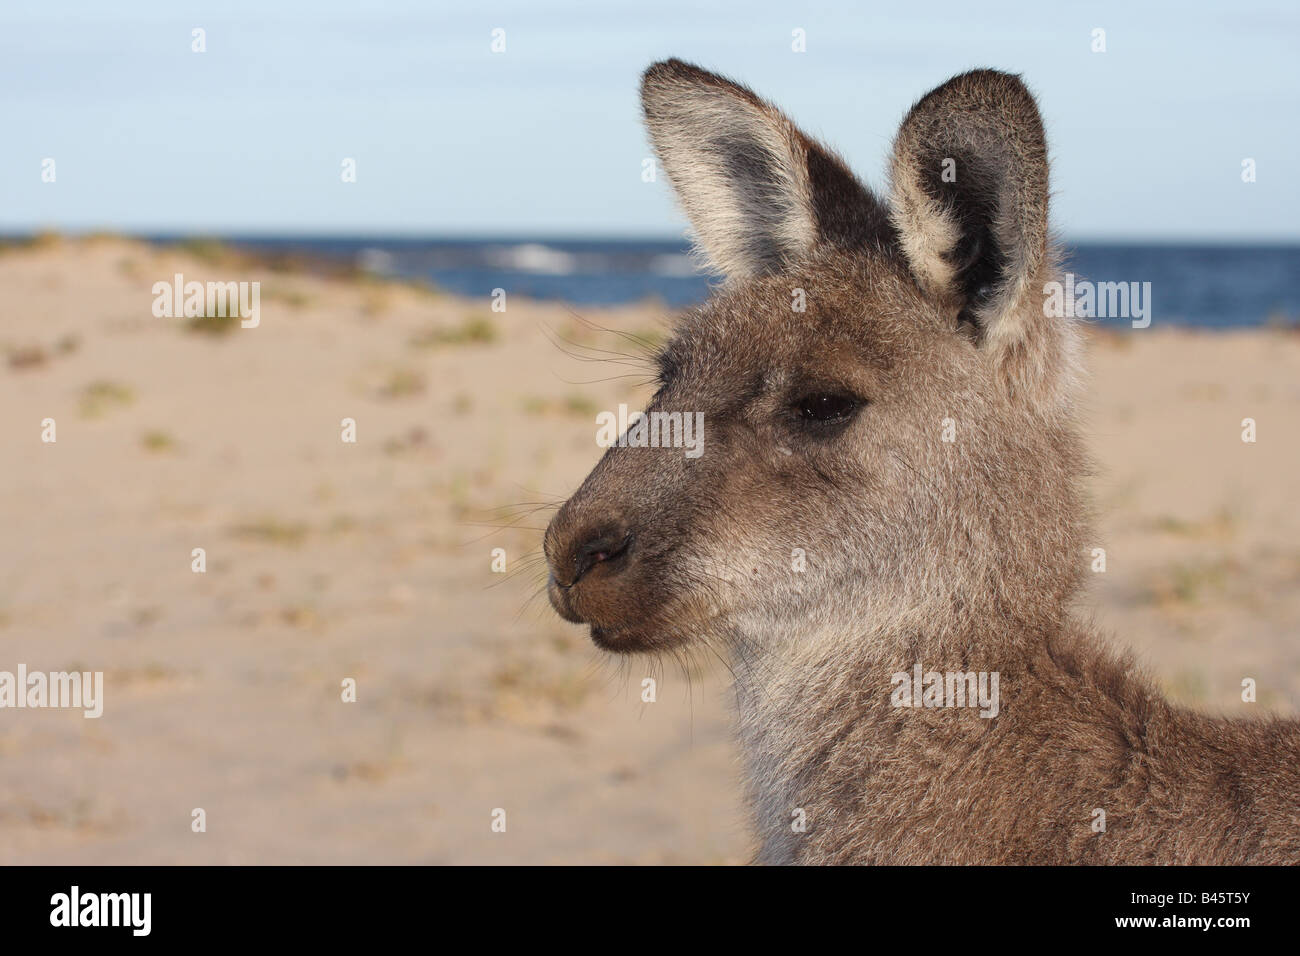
xmin=562 ymin=305 xmax=665 ymax=357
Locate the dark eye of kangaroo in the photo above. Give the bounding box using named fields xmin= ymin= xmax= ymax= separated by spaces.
xmin=795 ymin=393 xmax=861 ymax=424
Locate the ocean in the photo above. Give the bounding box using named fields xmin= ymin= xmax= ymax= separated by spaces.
xmin=191 ymin=237 xmax=1299 ymax=329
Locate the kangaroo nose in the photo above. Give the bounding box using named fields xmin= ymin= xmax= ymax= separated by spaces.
xmin=561 ymin=526 xmax=633 ymax=588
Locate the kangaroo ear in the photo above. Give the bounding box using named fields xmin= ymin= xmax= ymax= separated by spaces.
xmin=889 ymin=69 xmax=1049 ymax=326
xmin=641 ymin=59 xmax=892 ymax=280
xmin=889 ymin=70 xmax=1075 ymax=406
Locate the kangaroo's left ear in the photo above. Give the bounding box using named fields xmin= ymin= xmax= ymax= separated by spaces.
xmin=889 ymin=70 xmax=1076 ymax=408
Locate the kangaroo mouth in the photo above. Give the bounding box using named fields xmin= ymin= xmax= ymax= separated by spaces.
xmin=546 ymin=574 xmax=687 ymax=655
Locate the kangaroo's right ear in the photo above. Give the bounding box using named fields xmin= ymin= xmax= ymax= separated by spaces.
xmin=641 ymin=58 xmax=892 ymax=280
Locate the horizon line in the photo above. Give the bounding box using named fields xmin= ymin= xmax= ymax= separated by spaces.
xmin=4 ymin=228 xmax=1300 ymax=248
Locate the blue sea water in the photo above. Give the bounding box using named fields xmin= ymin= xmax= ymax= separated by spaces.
xmin=193 ymin=236 xmax=1299 ymax=329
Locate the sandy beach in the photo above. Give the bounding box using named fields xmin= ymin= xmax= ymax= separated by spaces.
xmin=1 ymin=236 xmax=1297 ymax=864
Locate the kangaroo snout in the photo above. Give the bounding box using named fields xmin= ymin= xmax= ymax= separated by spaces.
xmin=569 ymin=527 xmax=633 ymax=584
xmin=547 ymin=517 xmax=632 ymax=589
xmin=544 ymin=499 xmax=638 ymax=627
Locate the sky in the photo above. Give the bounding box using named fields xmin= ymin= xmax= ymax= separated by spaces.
xmin=0 ymin=0 xmax=1297 ymax=241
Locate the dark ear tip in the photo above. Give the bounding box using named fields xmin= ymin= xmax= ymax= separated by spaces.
xmin=937 ymin=68 xmax=1037 ymax=107
xmin=957 ymin=67 xmax=1027 ymax=84
xmin=641 ymin=58 xmax=697 ymax=90
xmin=641 ymin=58 xmax=737 ymax=107
xmin=903 ymin=68 xmax=1043 ymax=147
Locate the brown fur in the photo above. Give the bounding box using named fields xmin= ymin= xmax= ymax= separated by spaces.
xmin=543 ymin=60 xmax=1300 ymax=864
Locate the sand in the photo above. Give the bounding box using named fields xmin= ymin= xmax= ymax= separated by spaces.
xmin=0 ymin=237 xmax=1297 ymax=864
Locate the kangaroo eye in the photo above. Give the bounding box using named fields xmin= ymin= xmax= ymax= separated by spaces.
xmin=796 ymin=393 xmax=861 ymax=423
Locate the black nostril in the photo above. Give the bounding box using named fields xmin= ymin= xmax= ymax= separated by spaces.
xmin=572 ymin=530 xmax=632 ymax=584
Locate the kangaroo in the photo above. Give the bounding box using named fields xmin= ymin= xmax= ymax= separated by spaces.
xmin=543 ymin=59 xmax=1300 ymax=864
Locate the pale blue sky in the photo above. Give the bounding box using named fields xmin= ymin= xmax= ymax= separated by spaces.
xmin=1 ymin=0 xmax=1296 ymax=239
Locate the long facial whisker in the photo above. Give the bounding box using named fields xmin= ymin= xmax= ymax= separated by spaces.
xmin=561 ymin=305 xmax=665 ymax=358
xmin=539 ymin=321 xmax=657 ymax=370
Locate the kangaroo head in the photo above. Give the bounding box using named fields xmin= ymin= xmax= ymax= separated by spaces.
xmin=545 ymin=60 xmax=1087 ymax=655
